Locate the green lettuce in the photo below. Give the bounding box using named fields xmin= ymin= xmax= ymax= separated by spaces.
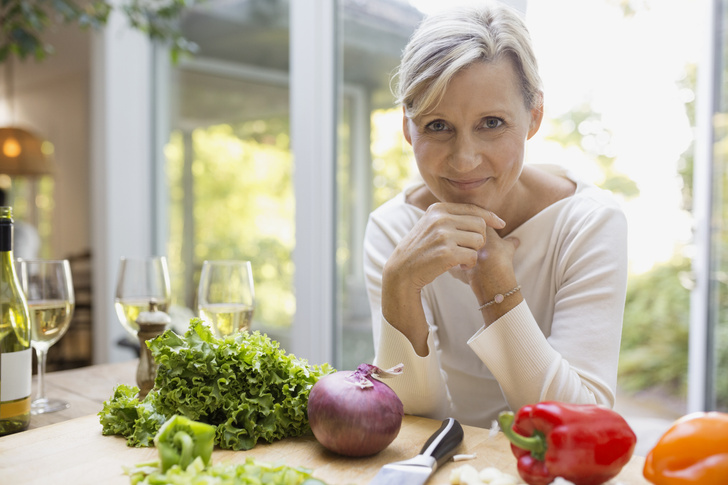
xmin=127 ymin=456 xmax=328 ymax=485
xmin=99 ymin=384 xmax=167 ymax=447
xmin=99 ymin=319 xmax=334 ymax=450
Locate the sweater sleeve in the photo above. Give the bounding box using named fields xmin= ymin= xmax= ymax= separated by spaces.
xmin=373 ymin=315 xmax=451 ymax=418
xmin=363 ymin=210 xmax=451 ymax=419
xmin=467 ymin=202 xmax=628 ymax=411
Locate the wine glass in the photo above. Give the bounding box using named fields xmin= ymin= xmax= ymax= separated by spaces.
xmin=114 ymin=256 xmax=171 ymax=339
xmin=197 ymin=260 xmax=255 ymax=337
xmin=16 ymin=259 xmax=75 ymax=414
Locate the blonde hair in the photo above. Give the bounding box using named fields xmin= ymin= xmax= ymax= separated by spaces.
xmin=393 ymin=2 xmax=543 ymax=118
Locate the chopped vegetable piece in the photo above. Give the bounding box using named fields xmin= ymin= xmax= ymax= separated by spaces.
xmin=154 ymin=415 xmax=215 ymax=472
xmin=449 ymin=464 xmax=521 ymax=484
xmin=127 ymin=456 xmax=328 ymax=485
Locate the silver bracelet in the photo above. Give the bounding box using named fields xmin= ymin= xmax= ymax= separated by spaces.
xmin=477 ymin=285 xmax=521 ymax=310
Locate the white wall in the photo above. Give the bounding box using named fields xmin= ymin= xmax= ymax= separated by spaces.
xmin=23 ymin=72 xmax=91 ymax=259
xmin=290 ymin=0 xmax=337 ymax=366
xmin=91 ymin=10 xmax=155 ymax=364
xmin=3 ymin=26 xmax=91 ymax=260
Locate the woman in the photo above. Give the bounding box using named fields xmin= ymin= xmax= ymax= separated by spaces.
xmin=364 ymin=2 xmax=628 ymax=427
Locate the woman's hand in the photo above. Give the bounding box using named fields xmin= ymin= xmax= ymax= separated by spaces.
xmin=386 ymin=202 xmax=505 ymax=291
xmin=464 ymin=227 xmax=521 ymax=324
xmin=381 ymin=202 xmax=505 ymax=355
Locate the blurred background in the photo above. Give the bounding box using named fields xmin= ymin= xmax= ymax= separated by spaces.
xmin=0 ymin=0 xmax=725 ymax=452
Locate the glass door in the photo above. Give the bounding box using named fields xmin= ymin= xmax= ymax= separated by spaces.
xmin=161 ymin=0 xmax=295 ymax=347
xmin=334 ymin=1 xmax=423 ymax=369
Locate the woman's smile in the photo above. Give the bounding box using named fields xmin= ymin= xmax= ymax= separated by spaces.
xmin=446 ymin=177 xmax=491 ymax=191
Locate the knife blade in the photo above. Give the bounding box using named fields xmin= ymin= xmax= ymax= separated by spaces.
xmin=368 ymin=417 xmax=464 ymax=485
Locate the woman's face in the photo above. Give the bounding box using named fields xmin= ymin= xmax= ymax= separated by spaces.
xmin=403 ymin=57 xmax=542 ymax=211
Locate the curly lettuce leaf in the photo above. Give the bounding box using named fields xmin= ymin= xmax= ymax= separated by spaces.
xmin=100 ymin=319 xmax=334 ymax=451
xmin=98 ymin=384 xmax=167 ymax=447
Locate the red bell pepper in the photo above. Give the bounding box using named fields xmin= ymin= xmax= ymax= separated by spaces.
xmin=498 ymin=401 xmax=637 ymax=485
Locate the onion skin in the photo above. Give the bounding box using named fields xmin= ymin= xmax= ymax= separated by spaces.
xmin=308 ymin=366 xmax=404 ymax=457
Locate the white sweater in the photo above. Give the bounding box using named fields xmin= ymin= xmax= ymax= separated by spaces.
xmin=363 ymin=165 xmax=628 ymax=427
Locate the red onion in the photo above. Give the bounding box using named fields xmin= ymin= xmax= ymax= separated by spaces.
xmin=307 ymin=363 xmax=404 ymax=457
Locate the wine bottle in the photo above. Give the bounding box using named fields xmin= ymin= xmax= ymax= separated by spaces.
xmin=0 ymin=206 xmax=32 ymax=436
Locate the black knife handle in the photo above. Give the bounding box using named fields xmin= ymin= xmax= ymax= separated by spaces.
xmin=419 ymin=418 xmax=464 ymax=466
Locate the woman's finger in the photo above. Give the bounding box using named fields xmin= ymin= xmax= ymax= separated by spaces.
xmin=433 ymin=202 xmax=506 ymax=229
xmin=453 ymin=227 xmax=486 ymax=251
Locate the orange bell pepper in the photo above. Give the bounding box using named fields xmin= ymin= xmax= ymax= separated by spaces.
xmin=643 ymin=411 xmax=728 ymax=484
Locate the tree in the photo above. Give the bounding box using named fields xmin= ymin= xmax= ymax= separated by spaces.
xmin=544 ymin=105 xmax=639 ymax=200
xmin=0 ymin=0 xmax=197 ymax=63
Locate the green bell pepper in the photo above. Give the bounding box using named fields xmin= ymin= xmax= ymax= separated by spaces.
xmin=153 ymin=415 xmax=216 ymax=472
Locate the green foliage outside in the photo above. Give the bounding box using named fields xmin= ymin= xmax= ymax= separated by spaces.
xmin=165 ymin=122 xmax=295 ymax=329
xmin=370 ymin=109 xmax=417 ymax=208
xmin=0 ymin=0 xmax=196 ymax=63
xmin=544 ymin=105 xmax=639 ymax=200
xmin=619 ymin=257 xmax=691 ymax=395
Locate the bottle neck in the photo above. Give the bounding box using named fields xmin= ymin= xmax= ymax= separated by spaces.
xmin=0 ymin=222 xmax=12 ymax=253
xmin=0 ymin=206 xmax=13 ymax=253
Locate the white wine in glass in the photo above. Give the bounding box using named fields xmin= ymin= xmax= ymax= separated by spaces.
xmin=114 ymin=257 xmax=171 ymax=339
xmin=198 ymin=303 xmax=254 ymax=337
xmin=17 ymin=259 xmax=75 ymax=415
xmin=29 ymin=300 xmax=74 ymax=346
xmin=198 ymin=260 xmax=255 ymax=337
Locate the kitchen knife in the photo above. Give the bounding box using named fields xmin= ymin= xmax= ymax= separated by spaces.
xmin=368 ymin=417 xmax=464 ymax=485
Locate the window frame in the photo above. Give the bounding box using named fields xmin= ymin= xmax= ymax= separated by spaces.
xmin=688 ymin=0 xmax=727 ymax=412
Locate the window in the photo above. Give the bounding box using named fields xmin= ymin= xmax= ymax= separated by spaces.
xmin=706 ymin=0 xmax=728 ymax=411
xmin=335 ymin=1 xmax=422 ymax=368
xmin=525 ymin=0 xmax=697 ymax=416
xmin=161 ymin=0 xmax=423 ymax=366
xmin=163 ymin=1 xmax=294 ymax=346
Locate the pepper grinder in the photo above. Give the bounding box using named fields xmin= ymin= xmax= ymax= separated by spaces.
xmin=136 ymin=301 xmax=170 ymax=398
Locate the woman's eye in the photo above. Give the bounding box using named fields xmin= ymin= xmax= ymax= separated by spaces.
xmin=484 ymin=117 xmax=503 ymax=129
xmin=425 ymin=120 xmax=448 ymax=132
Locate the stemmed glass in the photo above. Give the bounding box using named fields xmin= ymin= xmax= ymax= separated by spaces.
xmin=197 ymin=260 xmax=255 ymax=337
xmin=114 ymin=256 xmax=171 ymax=339
xmin=16 ymin=259 xmax=75 ymax=414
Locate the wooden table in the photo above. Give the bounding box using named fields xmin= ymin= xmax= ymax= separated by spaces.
xmin=2 ymin=361 xmax=650 ymax=485
xmin=27 ymin=360 xmax=137 ymax=429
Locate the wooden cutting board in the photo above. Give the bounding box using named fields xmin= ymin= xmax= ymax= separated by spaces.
xmin=0 ymin=413 xmax=648 ymax=485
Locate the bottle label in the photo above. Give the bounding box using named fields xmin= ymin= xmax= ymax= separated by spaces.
xmin=0 ymin=396 xmax=30 ymax=419
xmin=0 ymin=348 xmax=32 ymax=402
